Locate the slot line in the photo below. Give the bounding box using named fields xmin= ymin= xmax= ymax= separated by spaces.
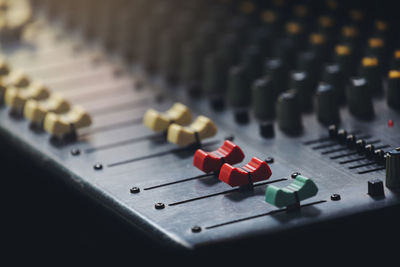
xmin=205 ymin=200 xmax=327 ymax=230
xmin=339 ymin=157 xmax=366 ymax=164
xmin=107 ymin=140 xmax=220 ymax=167
xmin=85 ymin=133 xmax=164 ymax=153
xmin=143 ymin=174 xmax=216 ymax=190
xmin=348 ymin=162 xmax=379 ymax=169
xmin=79 ymin=117 xmax=143 ymax=138
xmin=303 ymin=137 xmax=330 ymax=145
xmin=168 ymin=178 xmax=287 ymax=206
xmin=358 ymin=167 xmax=385 ymax=174
xmin=89 ymin=98 xmax=151 ymax=116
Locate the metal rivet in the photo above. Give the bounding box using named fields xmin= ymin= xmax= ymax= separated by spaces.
xmin=93 ymin=163 xmax=103 ymax=170
xmin=155 ymin=203 xmax=165 ymax=210
xmin=71 ymin=148 xmax=81 ymax=156
xmin=225 ymin=135 xmax=235 ymax=141
xmin=135 ymin=81 xmax=144 ymax=91
xmin=191 ymin=226 xmax=202 ymax=233
xmin=331 ymin=194 xmax=341 ymax=201
xmin=291 ymin=172 xmax=301 ymax=178
xmin=130 ymin=187 xmax=140 ymax=194
xmin=265 ymin=157 xmax=274 ymax=164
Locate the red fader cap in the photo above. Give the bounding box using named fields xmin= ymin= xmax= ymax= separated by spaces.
xmin=193 ymin=140 xmax=245 ymax=173
xmin=219 ymin=157 xmax=272 ymax=187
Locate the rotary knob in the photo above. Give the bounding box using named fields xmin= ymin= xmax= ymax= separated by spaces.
xmin=346 ymin=77 xmax=374 ymax=119
xmin=316 ymin=83 xmax=340 ymax=125
xmin=277 ymin=90 xmax=302 ymax=135
xmin=387 ymin=70 xmax=400 ymax=110
xmin=252 ymin=77 xmax=275 ymax=120
xmin=386 ymin=148 xmax=400 ymax=189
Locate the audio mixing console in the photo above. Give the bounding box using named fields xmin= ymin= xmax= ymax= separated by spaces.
xmin=0 ymin=0 xmax=400 ymax=252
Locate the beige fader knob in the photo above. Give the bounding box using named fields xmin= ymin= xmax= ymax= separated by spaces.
xmin=143 ymin=102 xmax=192 ymax=132
xmin=0 ymin=57 xmax=10 ymax=76
xmin=44 ymin=106 xmax=92 ymax=136
xmin=167 ymin=116 xmax=217 ymax=147
xmin=24 ymin=94 xmax=70 ymax=124
xmin=5 ymin=81 xmax=49 ymax=112
xmin=3 ymin=69 xmax=30 ymax=88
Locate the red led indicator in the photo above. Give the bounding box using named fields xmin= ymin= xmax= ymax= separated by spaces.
xmin=388 ymin=120 xmax=394 ymax=127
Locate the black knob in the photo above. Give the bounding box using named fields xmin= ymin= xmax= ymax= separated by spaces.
xmin=277 ymin=90 xmax=302 ymax=135
xmin=290 ymin=71 xmax=313 ymax=112
xmin=252 ymin=77 xmax=275 ymax=120
xmin=321 ymin=63 xmax=346 ymax=104
xmin=334 ymin=44 xmax=355 ymax=76
xmin=227 ymin=65 xmax=250 ymax=108
xmin=346 ymin=77 xmax=374 ymax=119
xmin=265 ymin=58 xmax=289 ymax=98
xmin=387 ymin=70 xmax=400 ymax=110
xmin=359 ymin=57 xmax=382 ymax=95
xmin=316 ymin=82 xmax=340 ymax=125
xmin=386 ymin=148 xmax=400 ymax=189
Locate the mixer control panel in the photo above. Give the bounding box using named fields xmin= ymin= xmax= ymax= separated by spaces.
xmin=0 ymin=0 xmax=399 ymax=249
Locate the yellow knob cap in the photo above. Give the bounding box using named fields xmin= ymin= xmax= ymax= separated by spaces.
xmin=394 ymin=50 xmax=400 ymax=59
xmin=362 ymin=57 xmax=378 ymax=67
xmin=293 ymin=5 xmax=308 ymax=18
xmin=167 ymin=116 xmax=217 ymax=147
xmin=375 ymin=20 xmax=388 ymax=32
xmin=24 ymin=93 xmax=70 ymax=124
xmin=369 ymin=38 xmax=384 ymax=48
xmin=318 ymin=16 xmax=334 ymax=28
xmin=389 ymin=70 xmax=400 ymax=79
xmin=310 ymin=33 xmax=325 ymax=45
xmin=286 ymin=22 xmax=302 ymax=34
xmin=143 ymin=102 xmax=192 ymax=132
xmin=261 ymin=10 xmax=276 ymax=24
xmin=335 ymin=45 xmax=351 ymax=56
xmin=44 ymin=106 xmax=92 ymax=136
xmin=342 ymin=26 xmax=358 ymax=38
xmin=240 ymin=1 xmax=255 ymax=15
xmin=5 ymin=81 xmax=49 ymax=110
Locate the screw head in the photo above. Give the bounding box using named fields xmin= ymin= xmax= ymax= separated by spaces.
xmin=155 ymin=203 xmax=165 ymax=210
xmin=291 ymin=172 xmax=301 ymax=178
xmin=130 ymin=187 xmax=140 ymax=194
xmin=93 ymin=163 xmax=103 ymax=170
xmin=331 ymin=194 xmax=341 ymax=201
xmin=265 ymin=157 xmax=274 ymax=164
xmin=71 ymin=148 xmax=81 ymax=156
xmin=224 ymin=135 xmax=235 ymax=141
xmin=191 ymin=226 xmax=202 ymax=233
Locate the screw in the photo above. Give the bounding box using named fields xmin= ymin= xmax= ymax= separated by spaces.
xmin=71 ymin=148 xmax=81 ymax=156
xmin=134 ymin=81 xmax=144 ymax=91
xmin=155 ymin=203 xmax=165 ymax=210
xmin=331 ymin=194 xmax=341 ymax=201
xmin=93 ymin=163 xmax=103 ymax=170
xmin=291 ymin=172 xmax=301 ymax=178
xmin=225 ymin=135 xmax=235 ymax=141
xmin=130 ymin=187 xmax=140 ymax=194
xmin=265 ymin=157 xmax=274 ymax=164
xmin=191 ymin=226 xmax=202 ymax=233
